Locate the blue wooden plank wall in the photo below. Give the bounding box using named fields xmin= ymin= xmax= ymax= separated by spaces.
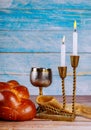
xmin=0 ymin=0 xmax=91 ymax=95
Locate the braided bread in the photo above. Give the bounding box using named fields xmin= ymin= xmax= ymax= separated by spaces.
xmin=0 ymin=80 xmax=36 ymax=121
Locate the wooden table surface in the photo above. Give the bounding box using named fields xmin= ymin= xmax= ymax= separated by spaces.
xmin=0 ymin=95 xmax=91 ymax=130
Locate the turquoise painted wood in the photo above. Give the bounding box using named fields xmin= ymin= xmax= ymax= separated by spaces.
xmin=0 ymin=9 xmax=91 ymax=30
xmin=0 ymin=0 xmax=91 ymax=10
xmin=0 ymin=53 xmax=91 ymax=75
xmin=0 ymin=0 xmax=91 ymax=95
xmin=0 ymin=30 xmax=91 ymax=53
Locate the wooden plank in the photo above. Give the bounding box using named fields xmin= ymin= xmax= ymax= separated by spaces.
xmin=0 ymin=9 xmax=91 ymax=30
xmin=0 ymin=119 xmax=91 ymax=130
xmin=0 ymin=30 xmax=91 ymax=53
xmin=0 ymin=53 xmax=91 ymax=75
xmin=0 ymin=0 xmax=91 ymax=10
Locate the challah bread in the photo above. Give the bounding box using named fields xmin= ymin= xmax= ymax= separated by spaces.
xmin=0 ymin=82 xmax=11 ymax=90
xmin=7 ymin=80 xmax=20 ymax=87
xmin=0 ymin=80 xmax=36 ymax=121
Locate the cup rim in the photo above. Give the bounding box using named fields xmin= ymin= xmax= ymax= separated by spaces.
xmin=31 ymin=67 xmax=51 ymax=71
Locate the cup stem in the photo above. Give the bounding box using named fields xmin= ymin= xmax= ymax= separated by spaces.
xmin=39 ymin=87 xmax=43 ymax=95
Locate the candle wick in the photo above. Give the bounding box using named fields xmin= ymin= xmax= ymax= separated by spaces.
xmin=74 ymin=29 xmax=77 ymax=32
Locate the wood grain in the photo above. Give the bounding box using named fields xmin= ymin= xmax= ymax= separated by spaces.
xmin=0 ymin=30 xmax=91 ymax=53
xmin=0 ymin=0 xmax=91 ymax=10
xmin=0 ymin=9 xmax=91 ymax=31
xmin=0 ymin=53 xmax=91 ymax=74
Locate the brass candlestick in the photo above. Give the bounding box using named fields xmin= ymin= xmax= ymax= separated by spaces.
xmin=58 ymin=66 xmax=67 ymax=109
xmin=58 ymin=66 xmax=75 ymax=121
xmin=70 ymin=55 xmax=79 ymax=116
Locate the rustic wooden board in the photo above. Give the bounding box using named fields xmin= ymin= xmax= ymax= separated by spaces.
xmin=0 ymin=53 xmax=91 ymax=74
xmin=0 ymin=9 xmax=91 ymax=30
xmin=0 ymin=30 xmax=91 ymax=53
xmin=0 ymin=0 xmax=91 ymax=10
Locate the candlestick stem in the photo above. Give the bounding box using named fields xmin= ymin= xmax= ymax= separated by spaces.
xmin=72 ymin=67 xmax=76 ymax=115
xmin=70 ymin=55 xmax=79 ymax=116
xmin=58 ymin=67 xmax=67 ymax=110
xmin=62 ymin=78 xmax=66 ymax=109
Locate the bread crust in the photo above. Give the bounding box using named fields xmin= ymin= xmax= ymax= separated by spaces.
xmin=0 ymin=80 xmax=36 ymax=121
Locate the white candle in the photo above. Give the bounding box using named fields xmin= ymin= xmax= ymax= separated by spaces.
xmin=73 ymin=20 xmax=78 ymax=55
xmin=61 ymin=36 xmax=66 ymax=66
